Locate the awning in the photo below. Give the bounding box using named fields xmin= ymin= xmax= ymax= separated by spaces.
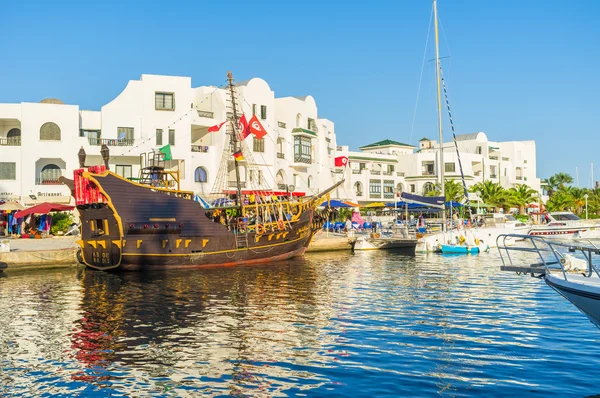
xmin=14 ymin=202 xmax=75 ymax=218
xmin=400 ymin=192 xmax=445 ymax=209
xmin=0 ymin=201 xmax=25 ymax=211
xmin=363 ymin=202 xmax=386 ymax=208
xmin=319 ymin=199 xmax=351 ymax=208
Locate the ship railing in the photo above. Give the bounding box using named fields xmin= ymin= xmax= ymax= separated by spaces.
xmin=497 ymin=234 xmax=600 ymax=280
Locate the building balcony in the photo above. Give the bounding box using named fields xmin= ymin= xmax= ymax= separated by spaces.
xmin=396 ymin=172 xmax=405 ymax=177
xmin=325 ymin=137 xmax=331 ymax=143
xmin=474 ymin=171 xmax=482 ymax=176
xmin=35 ymin=178 xmax=63 ymax=185
xmin=277 ymin=121 xmax=286 ymax=128
xmin=422 ymin=171 xmax=435 ymax=176
xmin=0 ymin=137 xmax=21 ymax=146
xmin=277 ymin=152 xmax=285 ymax=159
xmin=334 ymin=169 xmax=344 ymax=174
xmin=383 ymin=171 xmax=392 ymax=176
xmin=88 ymin=138 xmax=134 ymax=146
xmin=352 ymin=169 xmax=363 ymax=174
xmin=197 ymin=110 xmax=214 ymax=118
xmin=369 ymin=193 xmax=382 ymax=199
xmin=370 ymin=170 xmax=381 ymax=175
xmin=191 ymin=145 xmax=209 ymax=153
xmin=490 ymin=174 xmax=497 ymax=178
xmin=516 ymin=176 xmax=523 ymax=180
xmin=384 ymin=193 xmax=395 ymax=199
xmin=489 ymin=156 xmax=499 ymax=160
xmin=293 ymin=154 xmax=312 ymax=164
xmin=356 ymin=192 xmax=363 ymax=197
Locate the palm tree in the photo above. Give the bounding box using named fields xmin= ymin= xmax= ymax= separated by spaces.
xmin=547 ymin=192 xmax=573 ymax=212
xmin=470 ymin=181 xmax=508 ymax=212
xmin=509 ymin=184 xmax=539 ymax=214
xmin=547 ymin=172 xmax=573 ymax=196
xmin=428 ymin=179 xmax=465 ymax=201
xmin=564 ymin=187 xmax=588 ymax=215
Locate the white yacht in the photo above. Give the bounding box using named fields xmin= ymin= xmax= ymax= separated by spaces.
xmin=498 ymin=234 xmax=600 ymax=329
xmin=528 ymin=212 xmax=600 ymax=239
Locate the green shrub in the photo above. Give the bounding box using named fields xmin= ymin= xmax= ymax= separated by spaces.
xmin=50 ymin=212 xmax=74 ymax=235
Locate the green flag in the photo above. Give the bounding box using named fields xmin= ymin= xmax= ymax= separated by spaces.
xmin=159 ymin=144 xmax=172 ymax=161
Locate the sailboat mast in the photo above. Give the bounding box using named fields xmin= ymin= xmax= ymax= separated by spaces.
xmin=433 ymin=0 xmax=446 ymax=229
xmin=227 ymin=71 xmax=243 ymax=207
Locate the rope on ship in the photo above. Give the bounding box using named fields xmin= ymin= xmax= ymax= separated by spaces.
xmin=440 ymin=70 xmax=471 ymax=215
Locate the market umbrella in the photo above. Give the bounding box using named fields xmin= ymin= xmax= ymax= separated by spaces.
xmin=319 ymin=199 xmax=351 ymax=208
xmin=343 ymin=200 xmax=360 ymax=208
xmin=0 ymin=201 xmax=25 ymax=211
xmin=363 ymin=202 xmax=386 ymax=208
xmin=14 ymin=202 xmax=75 ymax=219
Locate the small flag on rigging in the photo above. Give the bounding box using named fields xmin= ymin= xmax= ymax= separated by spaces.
xmin=334 ymin=156 xmax=348 ymax=167
xmin=238 ymin=115 xmax=251 ymax=140
xmin=159 ymin=144 xmax=172 ymax=161
xmin=232 ymin=150 xmax=244 ymax=161
xmin=208 ymin=121 xmax=227 ymax=132
xmin=248 ymin=115 xmax=267 ymax=139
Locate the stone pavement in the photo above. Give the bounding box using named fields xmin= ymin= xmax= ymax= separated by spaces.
xmin=1 ymin=235 xmax=79 ymax=252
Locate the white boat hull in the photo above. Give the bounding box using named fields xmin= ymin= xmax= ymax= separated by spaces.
xmin=545 ymin=271 xmax=600 ymax=328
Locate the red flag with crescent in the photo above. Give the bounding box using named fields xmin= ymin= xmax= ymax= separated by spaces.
xmin=238 ymin=115 xmax=251 ymax=140
xmin=334 ymin=156 xmax=348 ymax=167
xmin=248 ymin=115 xmax=267 ymax=139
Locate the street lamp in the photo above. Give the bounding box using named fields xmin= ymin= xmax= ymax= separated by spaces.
xmin=100 ymin=144 xmax=110 ymax=170
xmin=584 ymin=193 xmax=589 ymax=219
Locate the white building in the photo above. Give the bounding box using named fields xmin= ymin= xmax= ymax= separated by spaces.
xmin=335 ymin=132 xmax=541 ymax=205
xmin=0 ymin=74 xmax=341 ymax=205
xmin=0 ymin=74 xmax=540 ymax=207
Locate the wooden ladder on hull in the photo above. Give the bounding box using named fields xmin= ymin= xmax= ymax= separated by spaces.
xmin=236 ymin=231 xmax=248 ymax=249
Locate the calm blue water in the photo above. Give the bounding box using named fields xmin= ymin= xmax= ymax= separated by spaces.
xmin=1 ymin=250 xmax=599 ymax=397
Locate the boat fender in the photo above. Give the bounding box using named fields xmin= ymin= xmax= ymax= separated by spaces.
xmin=474 ymin=238 xmax=480 ymax=245
xmin=256 ymin=224 xmax=265 ymax=235
xmin=459 ymin=235 xmax=466 ymax=244
xmin=278 ymin=219 xmax=285 ymax=231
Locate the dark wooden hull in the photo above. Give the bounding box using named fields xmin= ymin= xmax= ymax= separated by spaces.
xmin=76 ymin=172 xmax=319 ymax=271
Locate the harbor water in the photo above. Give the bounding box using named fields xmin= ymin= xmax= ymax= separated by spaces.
xmin=1 ymin=250 xmax=600 ymax=397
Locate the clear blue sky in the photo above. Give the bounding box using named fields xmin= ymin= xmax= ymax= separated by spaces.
xmin=2 ymin=0 xmax=599 ymax=183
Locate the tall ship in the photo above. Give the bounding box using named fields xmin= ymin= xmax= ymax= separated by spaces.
xmin=64 ymin=72 xmax=342 ymax=271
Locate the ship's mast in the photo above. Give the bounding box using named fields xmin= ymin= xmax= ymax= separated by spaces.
xmin=227 ymin=71 xmax=243 ymax=207
xmin=433 ymin=0 xmax=446 ymax=230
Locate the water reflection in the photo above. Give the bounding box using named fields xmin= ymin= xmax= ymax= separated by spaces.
xmin=1 ymin=251 xmax=600 ymax=396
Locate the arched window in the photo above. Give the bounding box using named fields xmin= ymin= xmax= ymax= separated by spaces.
xmin=423 ymin=182 xmax=435 ymax=195
xmin=396 ymin=183 xmax=404 ymax=193
xmin=194 ymin=167 xmax=208 ymax=183
xmin=354 ymin=182 xmax=363 ymax=196
xmin=40 ymin=122 xmax=61 ymax=141
xmin=41 ymin=164 xmax=61 ymax=183
xmin=276 ymin=170 xmax=284 ymax=185
xmin=307 ymin=176 xmax=313 ymax=189
xmin=296 ymin=113 xmax=302 ymax=127
xmin=6 ymin=127 xmax=21 ymax=142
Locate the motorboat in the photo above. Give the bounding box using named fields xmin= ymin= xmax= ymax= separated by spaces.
xmin=353 ymin=226 xmax=417 ymax=254
xmin=527 ymin=212 xmax=600 ymax=239
xmin=498 ymin=234 xmax=600 ymax=329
